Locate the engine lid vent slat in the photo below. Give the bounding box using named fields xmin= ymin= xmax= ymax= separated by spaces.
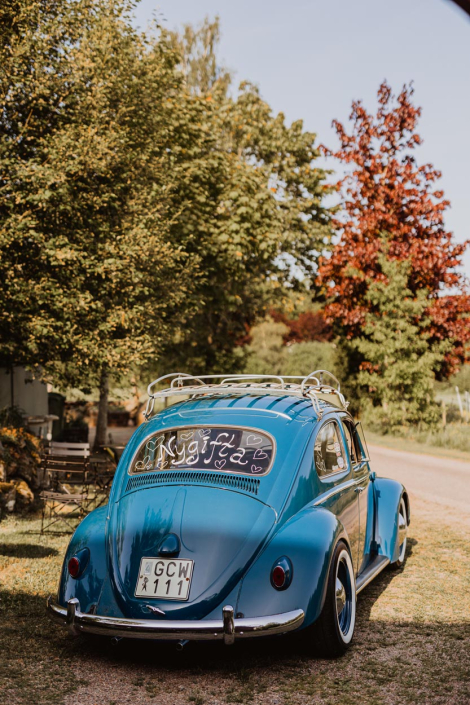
xmin=124 ymin=471 xmax=260 ymax=496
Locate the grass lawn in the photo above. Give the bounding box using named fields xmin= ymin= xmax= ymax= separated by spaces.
xmin=365 ymin=428 xmax=470 ymax=463
xmin=1 ymin=505 xmax=469 ymax=705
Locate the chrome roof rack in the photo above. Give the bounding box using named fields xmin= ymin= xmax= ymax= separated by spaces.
xmin=143 ymin=370 xmax=348 ymax=421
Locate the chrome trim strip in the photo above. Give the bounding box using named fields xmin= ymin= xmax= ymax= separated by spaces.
xmin=47 ymin=597 xmax=305 ymax=643
xmin=312 ymin=478 xmax=360 ymax=506
xmin=355 ymin=556 xmax=390 ymax=594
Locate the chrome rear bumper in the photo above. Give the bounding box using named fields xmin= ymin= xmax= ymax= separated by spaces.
xmin=47 ymin=596 xmax=304 ymax=644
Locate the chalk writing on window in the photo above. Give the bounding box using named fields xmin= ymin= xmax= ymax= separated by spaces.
xmin=132 ymin=427 xmax=274 ymax=477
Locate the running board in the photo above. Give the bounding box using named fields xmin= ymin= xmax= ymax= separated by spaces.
xmin=356 ymin=555 xmax=390 ymax=594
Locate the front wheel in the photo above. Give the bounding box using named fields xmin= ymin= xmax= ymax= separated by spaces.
xmin=303 ymin=540 xmax=356 ymax=658
xmin=390 ymin=496 xmax=408 ymax=569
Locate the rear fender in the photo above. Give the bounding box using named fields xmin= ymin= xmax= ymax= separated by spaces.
xmin=57 ymin=505 xmax=108 ymax=613
xmin=374 ymin=478 xmax=409 ymax=563
xmin=236 ymin=506 xmax=348 ymax=628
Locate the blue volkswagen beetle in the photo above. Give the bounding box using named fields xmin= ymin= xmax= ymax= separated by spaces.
xmin=47 ymin=371 xmax=410 ymax=657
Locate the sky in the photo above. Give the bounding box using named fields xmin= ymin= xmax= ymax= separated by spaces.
xmin=133 ymin=0 xmax=470 ymax=275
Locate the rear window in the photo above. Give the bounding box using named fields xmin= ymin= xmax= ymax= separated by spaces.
xmin=131 ymin=426 xmax=274 ymax=477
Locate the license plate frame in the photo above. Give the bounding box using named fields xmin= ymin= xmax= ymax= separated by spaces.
xmin=135 ymin=557 xmax=194 ymax=601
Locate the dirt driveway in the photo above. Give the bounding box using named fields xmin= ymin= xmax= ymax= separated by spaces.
xmin=369 ymin=444 xmax=470 ymax=520
xmin=1 ymin=446 xmax=469 ymax=705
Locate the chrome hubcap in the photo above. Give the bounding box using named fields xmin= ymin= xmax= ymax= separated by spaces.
xmin=398 ymin=498 xmax=407 ymax=562
xmin=335 ymin=549 xmax=356 ymax=643
xmin=336 ymin=577 xmax=346 ymax=615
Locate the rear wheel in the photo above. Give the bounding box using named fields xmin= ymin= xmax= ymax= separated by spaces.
xmin=390 ymin=497 xmax=408 ymax=569
xmin=303 ymin=540 xmax=356 ymax=658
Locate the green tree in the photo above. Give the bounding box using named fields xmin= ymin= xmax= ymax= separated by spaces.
xmin=1 ymin=6 xmax=333 ymax=447
xmin=169 ymin=15 xmax=231 ymax=96
xmin=0 ymin=0 xmax=196 ymax=446
xmin=283 ymin=341 xmax=337 ymax=378
xmin=243 ymin=318 xmax=289 ymax=376
xmin=352 ymin=255 xmax=451 ymax=429
xmin=159 ymin=17 xmax=334 ymax=373
xmin=242 ymin=318 xmax=337 ymax=379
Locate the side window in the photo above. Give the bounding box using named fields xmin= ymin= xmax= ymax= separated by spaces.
xmin=314 ymin=421 xmax=347 ymax=479
xmin=341 ymin=420 xmax=360 ymax=466
xmin=355 ymin=421 xmax=370 ymax=461
xmin=342 ymin=418 xmax=369 ymax=466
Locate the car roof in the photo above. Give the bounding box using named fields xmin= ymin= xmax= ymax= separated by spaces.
xmin=113 ymin=393 xmax=348 ymax=513
xmin=155 ymin=392 xmax=341 ymax=422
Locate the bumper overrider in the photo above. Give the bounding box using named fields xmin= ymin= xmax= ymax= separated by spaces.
xmin=47 ymin=596 xmax=305 ymax=644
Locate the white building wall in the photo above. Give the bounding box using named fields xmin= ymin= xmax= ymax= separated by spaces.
xmin=0 ymin=367 xmax=48 ymax=416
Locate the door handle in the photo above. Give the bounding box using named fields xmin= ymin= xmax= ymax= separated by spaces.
xmin=355 ymin=486 xmax=365 ymax=493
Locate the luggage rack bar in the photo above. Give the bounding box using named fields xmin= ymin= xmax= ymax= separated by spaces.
xmin=144 ymin=370 xmax=348 ymax=421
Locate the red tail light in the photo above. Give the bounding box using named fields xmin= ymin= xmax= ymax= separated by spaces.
xmin=270 ymin=556 xmax=293 ymax=591
xmin=67 ymin=548 xmax=90 ymax=579
xmin=68 ymin=556 xmax=81 ymax=578
xmin=272 ymin=565 xmax=286 ymax=588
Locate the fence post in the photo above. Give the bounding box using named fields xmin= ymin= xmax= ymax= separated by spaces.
xmin=441 ymin=399 xmax=446 ymax=428
xmin=456 ymin=386 xmax=464 ymax=421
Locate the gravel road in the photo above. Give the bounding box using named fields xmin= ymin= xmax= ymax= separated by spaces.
xmin=369 ymin=444 xmax=470 ymax=517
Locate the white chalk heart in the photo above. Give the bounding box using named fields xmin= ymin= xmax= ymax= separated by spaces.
xmin=135 ymin=456 xmax=151 ymax=471
xmin=156 ymin=460 xmax=168 ymax=470
xmin=180 ymin=431 xmax=194 ymax=441
xmin=146 ymin=435 xmax=164 ymax=451
xmin=246 ymin=435 xmax=262 ymax=446
xmin=199 ymin=429 xmax=210 ymax=438
xmin=251 ymin=465 xmax=262 ymax=474
xmin=253 ymin=449 xmax=268 ymax=460
xmin=215 ymin=459 xmax=226 ymax=469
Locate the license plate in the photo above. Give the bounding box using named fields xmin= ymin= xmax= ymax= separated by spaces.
xmin=135 ymin=557 xmax=194 ymax=601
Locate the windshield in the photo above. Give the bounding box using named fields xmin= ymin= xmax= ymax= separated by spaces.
xmin=130 ymin=426 xmax=275 ymax=477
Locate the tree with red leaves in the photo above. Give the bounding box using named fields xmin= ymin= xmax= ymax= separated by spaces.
xmin=319 ymin=82 xmax=469 ymax=382
xmin=270 ymin=309 xmax=332 ymax=344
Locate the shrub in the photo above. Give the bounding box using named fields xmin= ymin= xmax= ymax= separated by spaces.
xmin=283 ymin=341 xmax=338 ymax=378
xmin=0 ymin=407 xmax=42 ymax=488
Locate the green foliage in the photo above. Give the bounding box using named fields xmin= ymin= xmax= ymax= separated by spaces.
xmin=243 ymin=318 xmax=337 ymax=378
xmin=413 ymin=424 xmax=470 ymax=454
xmin=159 ymin=16 xmax=334 ymax=372
xmin=352 ymin=255 xmax=451 ymax=429
xmin=0 ymin=6 xmax=333 ymax=394
xmin=169 ymin=16 xmax=231 ymax=96
xmin=448 ymin=365 xmax=470 ymax=393
xmin=243 ymin=319 xmax=289 ymax=375
xmin=0 ymin=406 xmax=26 ymax=429
xmin=0 ymin=0 xmax=195 ymax=389
xmin=365 ymin=423 xmax=470 ymax=455
xmin=0 ymin=424 xmax=41 ymax=484
xmin=283 ymin=341 xmax=337 ymax=377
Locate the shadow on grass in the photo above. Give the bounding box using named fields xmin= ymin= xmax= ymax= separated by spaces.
xmin=56 ymin=540 xmax=419 ymax=673
xmin=0 ymin=543 xmax=58 ymax=558
xmin=356 ymin=537 xmax=418 ymax=620
xmin=0 ymin=590 xmax=86 ymax=705
xmin=2 ymin=538 xmax=469 ymax=705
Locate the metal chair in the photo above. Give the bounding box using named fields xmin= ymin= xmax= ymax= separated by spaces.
xmin=89 ymin=449 xmax=116 ymax=506
xmin=40 ymin=442 xmax=92 ymax=533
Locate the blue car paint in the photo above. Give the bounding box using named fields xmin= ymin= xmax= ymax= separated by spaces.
xmin=56 ymin=393 xmax=408 ymax=634
xmin=374 ymin=478 xmax=409 ymax=563
xmin=236 ymin=506 xmax=345 ymax=626
xmin=107 ymin=485 xmax=276 ymax=619
xmin=58 ymin=505 xmax=108 ymax=613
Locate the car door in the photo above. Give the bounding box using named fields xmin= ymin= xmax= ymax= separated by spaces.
xmin=340 ymin=416 xmax=370 ymax=574
xmin=313 ymin=416 xmax=360 ymax=576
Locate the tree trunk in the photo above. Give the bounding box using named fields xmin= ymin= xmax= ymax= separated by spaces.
xmin=94 ymin=368 xmax=109 ymax=451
